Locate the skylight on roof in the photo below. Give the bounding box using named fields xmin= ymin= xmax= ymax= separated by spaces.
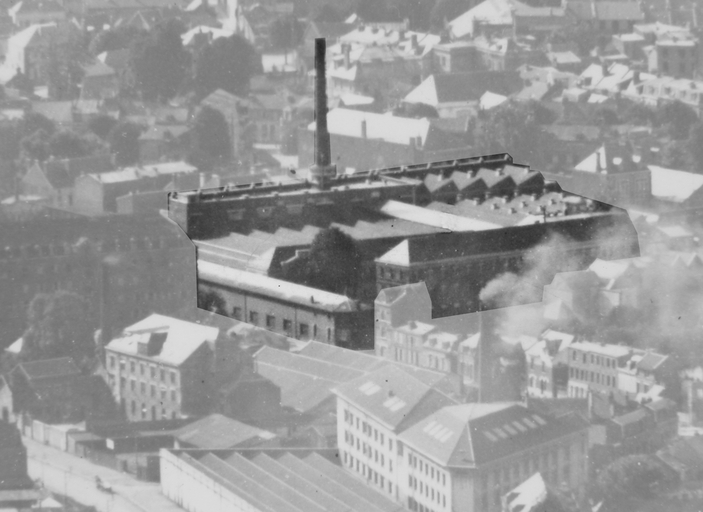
xmin=503 ymin=424 xmax=518 ymax=436
xmin=522 ymin=418 xmax=537 ymax=429
xmin=438 ymin=430 xmax=453 ymax=443
xmin=423 ymin=420 xmax=439 ymax=434
xmin=359 ymin=381 xmax=381 ymax=395
xmin=512 ymin=421 xmax=527 ymax=432
xmin=532 ymin=415 xmax=547 ymax=426
xmin=383 ymin=396 xmax=406 ymax=412
xmin=493 ymin=428 xmax=508 ymax=439
xmin=484 ymin=431 xmax=498 ymax=442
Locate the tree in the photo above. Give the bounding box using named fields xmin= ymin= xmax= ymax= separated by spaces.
xmin=595 ymin=455 xmax=674 ymax=501
xmin=472 ymin=100 xmax=553 ymax=168
xmin=20 ymin=291 xmax=96 ymax=366
xmin=108 ymin=121 xmax=142 ymax=166
xmin=306 ymin=227 xmax=363 ymax=296
xmin=48 ymin=129 xmax=89 ymax=159
xmin=20 ymin=129 xmax=51 ymax=162
xmin=89 ymin=25 xmax=147 ymax=55
xmin=270 ymin=16 xmax=304 ymax=50
xmin=592 ymin=107 xmax=619 ymax=127
xmin=685 ymin=122 xmax=703 ymax=171
xmin=661 ymin=139 xmax=688 ymax=169
xmin=130 ymin=18 xmax=189 ymax=102
xmin=20 ymin=112 xmax=56 ymax=139
xmin=656 ymin=100 xmax=698 ymax=140
xmin=193 ymin=34 xmax=261 ymax=100
xmin=197 ymin=289 xmax=227 ymax=315
xmin=188 ymin=106 xmax=232 ymax=170
xmin=621 ymin=100 xmax=655 ymax=126
xmin=88 ymin=114 xmax=118 ymax=140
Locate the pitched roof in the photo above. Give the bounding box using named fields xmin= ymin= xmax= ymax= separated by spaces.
xmin=106 ymin=314 xmax=218 ymax=366
xmin=332 ymin=365 xmax=458 ymax=431
xmin=405 ymin=72 xmax=521 ymax=106
xmin=173 ymin=414 xmax=275 ymax=449
xmin=399 ymin=403 xmax=587 ymax=467
xmin=648 ymin=165 xmax=703 ymax=203
xmin=172 ymin=450 xmax=400 ymax=512
xmin=310 ymin=108 xmax=431 ymax=146
xmin=376 ymin=210 xmax=633 ymax=266
xmin=17 ymin=357 xmax=80 ymax=380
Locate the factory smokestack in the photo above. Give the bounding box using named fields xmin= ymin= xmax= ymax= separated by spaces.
xmin=310 ymin=37 xmax=336 ymax=189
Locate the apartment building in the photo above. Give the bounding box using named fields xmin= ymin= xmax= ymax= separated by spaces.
xmin=334 ymin=367 xmax=590 ymax=512
xmin=105 ymin=314 xmax=235 ymax=421
xmin=567 ymin=341 xmax=631 ymax=397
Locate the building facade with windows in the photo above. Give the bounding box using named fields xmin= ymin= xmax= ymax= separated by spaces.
xmin=334 ymin=367 xmax=590 ymax=512
xmin=104 ymin=314 xmax=235 ymax=421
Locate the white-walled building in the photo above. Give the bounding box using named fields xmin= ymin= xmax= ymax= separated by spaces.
xmin=334 ymin=366 xmax=590 ymax=512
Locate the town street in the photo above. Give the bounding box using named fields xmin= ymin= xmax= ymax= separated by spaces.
xmin=25 ymin=438 xmax=183 ymax=512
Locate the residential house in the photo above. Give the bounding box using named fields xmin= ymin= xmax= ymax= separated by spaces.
xmin=299 ymin=108 xmax=472 ymax=172
xmin=138 ymin=124 xmax=190 ymax=163
xmin=525 ymin=330 xmax=574 ymax=398
xmin=80 ymin=58 xmax=118 ymax=100
xmin=564 ymin=1 xmax=645 ymax=34
xmin=645 ymin=38 xmax=700 ymax=79
xmin=72 ymin=160 xmax=198 ymax=214
xmin=335 ymin=366 xmax=590 ymax=512
xmin=20 ymin=154 xmax=114 ymax=209
xmin=104 ymin=314 xmax=242 ymax=422
xmin=548 ymin=143 xmax=652 ymax=209
xmin=657 ymin=435 xmax=703 ymax=484
xmin=403 ymin=71 xmax=522 ymax=118
xmin=0 ymin=22 xmax=58 ymax=84
xmin=8 ymin=0 xmax=65 ymax=28
xmin=448 ymin=0 xmax=567 ymax=40
xmin=7 ymin=357 xmax=97 ymax=423
xmin=249 ymin=90 xmax=288 ymax=144
xmin=624 ymin=75 xmax=703 ymax=116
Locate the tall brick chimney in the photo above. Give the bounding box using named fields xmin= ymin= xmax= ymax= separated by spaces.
xmin=309 ymin=38 xmax=336 ymax=190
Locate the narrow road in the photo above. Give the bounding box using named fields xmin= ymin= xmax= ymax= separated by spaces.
xmin=25 ymin=438 xmax=183 ymax=512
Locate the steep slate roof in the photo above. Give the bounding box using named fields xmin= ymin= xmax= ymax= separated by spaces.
xmin=399 ymin=403 xmax=588 ymax=467
xmin=332 ymin=365 xmax=458 ymax=432
xmin=17 ymin=357 xmax=80 ymax=381
xmin=106 ymin=314 xmax=218 ymax=366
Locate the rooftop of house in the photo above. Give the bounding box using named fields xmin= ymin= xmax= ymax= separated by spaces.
xmin=569 ymin=340 xmax=632 ymax=358
xmin=15 ymin=356 xmax=80 ymax=381
xmin=404 ymin=71 xmax=522 ymax=106
xmin=566 ymin=0 xmax=644 ymax=21
xmin=87 ymin=161 xmax=197 ymax=184
xmin=105 ymin=314 xmax=219 ymax=366
xmin=574 ymin=143 xmax=645 ymax=174
xmin=504 ymin=472 xmax=548 ymax=512
xmin=648 ymin=165 xmax=703 ymax=204
xmin=333 ymin=364 xmax=458 ymax=431
xmin=167 ymin=449 xmax=400 ymax=512
xmin=399 ymin=402 xmax=587 ymax=468
xmin=173 ymin=413 xmax=275 ymax=449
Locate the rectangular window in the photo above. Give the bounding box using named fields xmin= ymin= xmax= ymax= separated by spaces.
xmin=108 ymin=355 xmax=115 ymax=369
xmin=266 ymin=315 xmax=275 ymax=328
xmin=130 ymin=361 xmax=135 ymax=373
xmin=151 ymin=366 xmax=156 ymax=379
xmin=300 ymin=323 xmax=310 ymax=338
xmin=232 ymin=307 xmax=242 ymax=320
xmin=160 ymin=368 xmax=165 ymax=382
xmin=283 ymin=319 xmax=292 ymax=332
xmin=141 ymin=382 xmax=146 ymax=393
xmin=249 ymin=311 xmax=259 ymax=325
xmin=171 ymin=371 xmax=176 ymax=384
xmin=151 ymin=384 xmax=156 ymax=397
